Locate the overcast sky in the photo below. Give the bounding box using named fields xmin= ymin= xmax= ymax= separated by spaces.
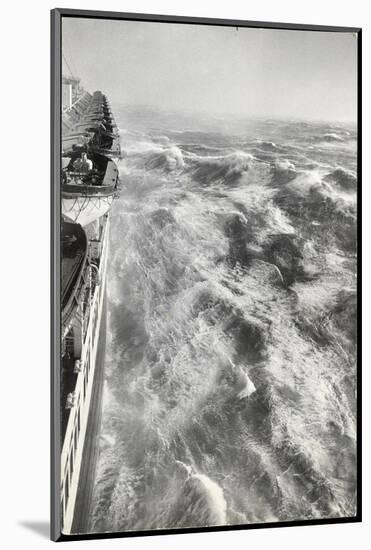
xmin=62 ymin=17 xmax=357 ymax=122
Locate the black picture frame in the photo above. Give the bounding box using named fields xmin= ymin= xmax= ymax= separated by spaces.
xmin=51 ymin=8 xmax=362 ymax=542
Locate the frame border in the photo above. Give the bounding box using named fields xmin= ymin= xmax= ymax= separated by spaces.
xmin=51 ymin=7 xmax=62 ymax=543
xmin=51 ymin=7 xmax=362 ymax=542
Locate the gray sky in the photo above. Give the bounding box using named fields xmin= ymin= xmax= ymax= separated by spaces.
xmin=62 ymin=17 xmax=357 ymax=122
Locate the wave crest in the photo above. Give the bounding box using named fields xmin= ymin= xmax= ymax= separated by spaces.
xmin=145 ymin=145 xmax=185 ymax=171
xmin=125 ymin=140 xmax=185 ymax=171
xmin=190 ymin=151 xmax=254 ymax=185
xmin=324 ymin=167 xmax=357 ymax=190
xmin=272 ymin=158 xmax=297 ymax=184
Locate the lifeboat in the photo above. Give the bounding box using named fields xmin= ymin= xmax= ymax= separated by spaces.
xmin=89 ymin=131 xmax=122 ymax=159
xmin=62 ymin=132 xmax=94 ymax=154
xmin=74 ymin=115 xmax=118 ymax=132
xmin=62 ymin=127 xmax=122 ymax=160
xmin=61 ymin=221 xmax=88 ymax=337
xmin=62 ymin=89 xmax=122 ymax=158
xmin=62 ymin=151 xmax=119 ymax=226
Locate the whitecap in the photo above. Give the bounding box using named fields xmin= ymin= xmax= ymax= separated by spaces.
xmin=228 ymin=359 xmax=257 ymax=399
xmin=193 ymin=473 xmax=227 ymax=525
xmin=274 ymin=158 xmax=296 ymax=173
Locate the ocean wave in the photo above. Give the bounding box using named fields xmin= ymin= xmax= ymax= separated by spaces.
xmin=124 ymin=140 xmax=185 ymax=171
xmin=322 ymin=133 xmax=345 ymax=143
xmin=190 ymin=151 xmax=254 ymax=185
xmin=330 ymin=288 xmax=357 ymax=347
xmin=275 ymin=437 xmax=339 ymax=517
xmin=224 ymin=310 xmax=268 ymax=363
xmin=255 ymin=139 xmax=280 ymax=151
xmin=166 ymin=464 xmax=227 ymax=528
xmin=308 ymin=132 xmax=346 ymax=145
xmin=272 ymin=158 xmax=297 ymax=184
xmin=228 ymin=359 xmax=256 ymax=400
xmin=324 ymin=167 xmax=357 ymax=191
xmin=90 ymin=118 xmax=357 ymax=531
xmin=262 ymin=233 xmax=316 ymax=287
xmin=274 ymin=158 xmax=296 ymax=173
xmin=274 ymin=170 xmax=357 ymax=251
xmin=144 ymin=145 xmax=185 ymax=171
xmin=180 ymin=143 xmax=227 ymax=155
xmin=149 ymin=207 xmax=177 ymax=229
xmin=223 ymin=209 xmax=312 ymax=288
xmin=294 ymin=285 xmax=357 ymax=352
xmin=224 ymin=212 xmax=260 ymax=266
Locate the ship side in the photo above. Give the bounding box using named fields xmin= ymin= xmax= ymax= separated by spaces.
xmin=60 ymin=76 xmax=120 ymax=534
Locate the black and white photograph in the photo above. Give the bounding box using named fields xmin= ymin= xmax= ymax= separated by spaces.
xmin=55 ymin=11 xmax=360 ymax=540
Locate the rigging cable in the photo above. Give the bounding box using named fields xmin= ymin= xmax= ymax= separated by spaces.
xmin=63 ymin=52 xmax=75 ymax=79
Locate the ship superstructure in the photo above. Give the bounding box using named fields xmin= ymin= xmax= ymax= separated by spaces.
xmin=60 ymin=76 xmax=120 ymax=534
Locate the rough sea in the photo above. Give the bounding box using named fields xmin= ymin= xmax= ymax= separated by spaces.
xmin=90 ymin=107 xmax=357 ymax=533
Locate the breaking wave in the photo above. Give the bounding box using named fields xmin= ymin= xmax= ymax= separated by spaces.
xmin=189 ymin=151 xmax=254 ymax=185
xmin=274 ymin=169 xmax=357 ymax=252
xmin=322 ymin=133 xmax=345 ymax=143
xmin=324 ymin=167 xmax=357 ymax=190
xmin=123 ymin=140 xmax=185 ymax=171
